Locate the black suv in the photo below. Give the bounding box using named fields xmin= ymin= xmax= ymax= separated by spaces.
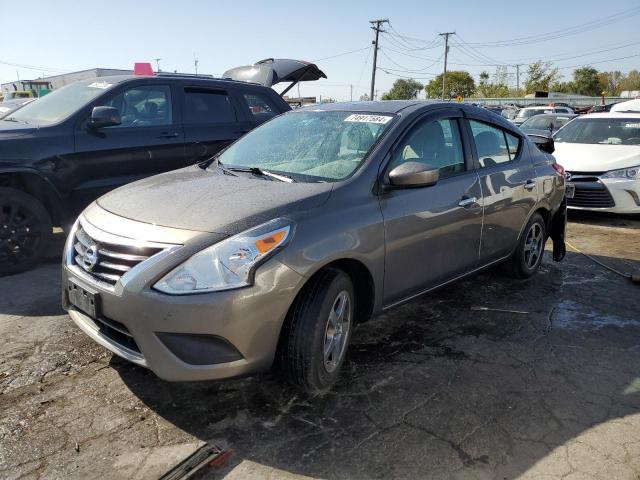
xmin=0 ymin=74 xmax=290 ymax=275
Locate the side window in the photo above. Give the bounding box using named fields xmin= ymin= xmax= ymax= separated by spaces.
xmin=504 ymin=131 xmax=521 ymax=160
xmin=183 ymin=88 xmax=237 ymax=124
xmin=469 ymin=120 xmax=511 ymax=167
xmin=105 ymin=85 xmax=172 ymax=128
xmin=243 ymin=93 xmax=279 ymax=121
xmin=389 ymin=118 xmax=466 ymax=178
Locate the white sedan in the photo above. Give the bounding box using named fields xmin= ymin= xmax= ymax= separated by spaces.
xmin=553 ymin=112 xmax=640 ymax=214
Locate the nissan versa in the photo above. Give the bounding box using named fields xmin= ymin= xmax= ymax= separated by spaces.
xmin=62 ymin=101 xmax=567 ymax=393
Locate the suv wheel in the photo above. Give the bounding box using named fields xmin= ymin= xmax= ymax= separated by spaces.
xmin=279 ymin=268 xmax=354 ymax=394
xmin=0 ymin=187 xmax=52 ymax=276
xmin=505 ymin=212 xmax=546 ymax=279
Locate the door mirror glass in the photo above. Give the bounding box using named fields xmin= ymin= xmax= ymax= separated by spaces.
xmin=528 ymin=133 xmax=555 ymax=154
xmin=388 ymin=161 xmax=440 ymax=187
xmin=88 ymin=106 xmax=121 ymax=129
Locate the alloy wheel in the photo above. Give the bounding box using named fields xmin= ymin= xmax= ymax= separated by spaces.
xmin=524 ymin=223 xmax=544 ymax=269
xmin=0 ymin=200 xmax=42 ymax=268
xmin=323 ymin=290 xmax=351 ymax=373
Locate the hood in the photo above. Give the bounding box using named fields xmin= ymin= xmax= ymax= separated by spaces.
xmin=0 ymin=121 xmax=37 ymax=139
xmin=96 ymin=166 xmax=333 ymax=235
xmin=553 ymin=142 xmax=640 ymax=172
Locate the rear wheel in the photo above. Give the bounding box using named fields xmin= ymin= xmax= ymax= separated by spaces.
xmin=0 ymin=187 xmax=52 ymax=276
xmin=505 ymin=213 xmax=546 ymax=279
xmin=278 ymin=268 xmax=354 ymax=394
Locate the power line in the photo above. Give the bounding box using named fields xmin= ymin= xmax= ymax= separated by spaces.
xmin=312 ymin=46 xmax=372 ymax=62
xmin=0 ymin=59 xmax=70 ymax=74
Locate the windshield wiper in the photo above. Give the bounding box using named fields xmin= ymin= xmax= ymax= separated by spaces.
xmin=226 ymin=166 xmax=295 ymax=183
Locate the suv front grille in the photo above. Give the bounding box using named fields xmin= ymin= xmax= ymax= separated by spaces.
xmin=72 ymin=224 xmax=166 ymax=286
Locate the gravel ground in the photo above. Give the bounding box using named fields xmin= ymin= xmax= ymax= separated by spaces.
xmin=0 ymin=212 xmax=639 ymax=480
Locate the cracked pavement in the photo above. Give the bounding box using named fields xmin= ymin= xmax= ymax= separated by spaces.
xmin=0 ymin=212 xmax=639 ymax=479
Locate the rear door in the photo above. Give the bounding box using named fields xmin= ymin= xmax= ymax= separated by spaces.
xmin=181 ymin=85 xmax=250 ymax=164
xmin=465 ymin=117 xmax=538 ymax=263
xmin=380 ymin=108 xmax=483 ymax=306
xmin=71 ymin=82 xmax=185 ymax=211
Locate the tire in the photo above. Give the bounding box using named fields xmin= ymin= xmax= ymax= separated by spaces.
xmin=0 ymin=187 xmax=52 ymax=276
xmin=505 ymin=212 xmax=546 ymax=279
xmin=278 ymin=268 xmax=355 ymax=394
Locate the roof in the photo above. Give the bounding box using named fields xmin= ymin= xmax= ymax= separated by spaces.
xmin=610 ymin=99 xmax=640 ymax=113
xmin=308 ymin=100 xmax=440 ymax=114
xmin=580 ymin=112 xmax=640 ymax=119
xmin=78 ymin=74 xmax=271 ymax=88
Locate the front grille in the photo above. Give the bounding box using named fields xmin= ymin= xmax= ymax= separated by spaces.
xmin=88 ymin=314 xmax=141 ymax=354
xmin=72 ymin=224 xmax=165 ymax=286
xmin=568 ymin=182 xmax=615 ymax=208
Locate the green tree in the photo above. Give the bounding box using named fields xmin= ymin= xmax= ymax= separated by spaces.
xmin=381 ymin=79 xmax=424 ymax=100
xmin=598 ymin=71 xmax=625 ymax=96
xmin=476 ymin=71 xmax=509 ymax=98
xmin=425 ymin=71 xmax=475 ymax=99
xmin=524 ymin=61 xmax=560 ymax=93
xmin=618 ymin=70 xmax=640 ymax=93
xmin=359 ymin=93 xmax=370 ymax=101
xmin=572 ymin=67 xmax=601 ymax=96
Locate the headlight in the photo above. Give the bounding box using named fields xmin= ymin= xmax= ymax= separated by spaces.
xmin=154 ymin=219 xmax=293 ymax=295
xmin=600 ymin=165 xmax=640 ymax=180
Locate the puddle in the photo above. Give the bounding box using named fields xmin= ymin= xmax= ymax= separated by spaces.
xmin=552 ymin=300 xmax=639 ymax=330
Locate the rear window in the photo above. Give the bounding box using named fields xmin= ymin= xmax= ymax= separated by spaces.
xmin=470 ymin=120 xmax=520 ymax=166
xmin=243 ymin=93 xmax=279 ymax=121
xmin=183 ymin=88 xmax=237 ymax=124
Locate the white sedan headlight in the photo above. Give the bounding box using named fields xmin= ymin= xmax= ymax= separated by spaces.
xmin=154 ymin=219 xmax=293 ymax=295
xmin=600 ymin=165 xmax=640 ymax=180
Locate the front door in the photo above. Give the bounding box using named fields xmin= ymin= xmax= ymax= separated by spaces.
xmin=380 ymin=110 xmax=483 ymax=306
xmin=71 ymin=83 xmax=185 ymax=212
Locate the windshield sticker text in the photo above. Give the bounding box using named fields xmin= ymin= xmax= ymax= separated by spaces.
xmin=87 ymin=82 xmax=112 ymax=89
xmin=344 ymin=114 xmax=392 ymax=124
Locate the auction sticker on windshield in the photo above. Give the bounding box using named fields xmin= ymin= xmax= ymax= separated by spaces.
xmin=344 ymin=114 xmax=392 ymax=124
xmin=88 ymin=82 xmax=112 ymax=89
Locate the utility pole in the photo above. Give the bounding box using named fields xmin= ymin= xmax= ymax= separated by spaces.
xmin=439 ymin=32 xmax=455 ymax=100
xmin=194 ymin=54 xmax=199 ymax=76
xmin=153 ymin=58 xmax=162 ymax=72
xmin=514 ymin=64 xmax=524 ymax=92
xmin=369 ymin=19 xmax=388 ymax=101
xmin=350 ymin=84 xmax=353 ymax=102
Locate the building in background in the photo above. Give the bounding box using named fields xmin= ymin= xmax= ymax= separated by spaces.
xmin=1 ymin=68 xmax=132 ymax=96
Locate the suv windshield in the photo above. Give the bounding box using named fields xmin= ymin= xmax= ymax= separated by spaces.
xmin=554 ymin=118 xmax=640 ymax=145
xmin=6 ymin=80 xmax=115 ymax=126
xmin=215 ymin=110 xmax=395 ymax=182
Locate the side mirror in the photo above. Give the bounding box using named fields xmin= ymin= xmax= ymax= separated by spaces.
xmin=88 ymin=106 xmax=121 ymax=129
xmin=388 ymin=161 xmax=440 ymax=188
xmin=528 ymin=133 xmax=555 ymax=154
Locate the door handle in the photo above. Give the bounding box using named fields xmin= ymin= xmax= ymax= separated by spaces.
xmin=158 ymin=132 xmax=179 ymax=138
xmin=524 ymin=180 xmax=536 ymax=190
xmin=458 ymin=196 xmax=478 ymax=207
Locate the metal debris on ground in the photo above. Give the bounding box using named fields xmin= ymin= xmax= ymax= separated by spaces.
xmin=471 ymin=306 xmax=529 ymax=314
xmin=159 ymin=443 xmax=229 ymax=480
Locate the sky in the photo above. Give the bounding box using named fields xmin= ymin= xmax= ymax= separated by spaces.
xmin=1 ymin=0 xmax=639 ymax=101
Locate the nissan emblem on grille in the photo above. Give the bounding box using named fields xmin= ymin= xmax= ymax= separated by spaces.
xmin=83 ymin=245 xmax=99 ymax=271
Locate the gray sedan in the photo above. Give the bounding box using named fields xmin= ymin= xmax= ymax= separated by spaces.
xmin=62 ymin=101 xmax=567 ymax=393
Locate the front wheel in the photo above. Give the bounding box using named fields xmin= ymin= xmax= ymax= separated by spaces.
xmin=0 ymin=187 xmax=52 ymax=276
xmin=505 ymin=212 xmax=546 ymax=279
xmin=278 ymin=269 xmax=354 ymax=394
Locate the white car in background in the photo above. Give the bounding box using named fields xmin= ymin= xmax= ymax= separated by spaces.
xmin=513 ymin=105 xmax=575 ymax=126
xmin=553 ymin=112 xmax=640 ymax=214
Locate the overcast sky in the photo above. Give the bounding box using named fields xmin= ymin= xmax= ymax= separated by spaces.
xmin=1 ymin=0 xmax=639 ymax=100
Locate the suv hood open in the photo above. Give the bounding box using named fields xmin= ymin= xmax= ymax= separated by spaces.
xmin=96 ymin=166 xmax=333 ymax=235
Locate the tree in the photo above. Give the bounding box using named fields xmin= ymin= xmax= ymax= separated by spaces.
xmin=618 ymin=70 xmax=640 ymax=93
xmin=425 ymin=71 xmax=475 ymax=99
xmin=359 ymin=93 xmax=370 ymax=101
xmin=476 ymin=70 xmax=509 ymax=98
xmin=524 ymin=61 xmax=560 ymax=93
xmin=381 ymin=79 xmax=424 ymax=100
xmin=598 ymin=71 xmax=624 ymax=96
xmin=572 ymin=67 xmax=601 ymax=96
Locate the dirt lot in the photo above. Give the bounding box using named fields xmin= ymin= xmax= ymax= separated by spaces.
xmin=1 ymin=212 xmax=639 ymax=480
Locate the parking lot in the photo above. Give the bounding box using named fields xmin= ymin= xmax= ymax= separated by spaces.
xmin=0 ymin=211 xmax=637 ymax=480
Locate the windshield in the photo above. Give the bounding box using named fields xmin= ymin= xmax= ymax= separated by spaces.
xmin=215 ymin=110 xmax=395 ymax=182
xmin=554 ymin=118 xmax=640 ymax=145
xmin=6 ymin=80 xmax=115 ymax=126
xmin=521 ymin=116 xmax=554 ymax=129
xmin=517 ymin=108 xmax=551 ymax=119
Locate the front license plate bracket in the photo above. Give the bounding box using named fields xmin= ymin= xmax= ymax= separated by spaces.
xmin=67 ymin=280 xmax=99 ymax=319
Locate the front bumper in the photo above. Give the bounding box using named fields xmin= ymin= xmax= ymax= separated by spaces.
xmin=567 ymin=177 xmax=640 ymax=214
xmin=62 ymin=215 xmax=304 ymax=382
